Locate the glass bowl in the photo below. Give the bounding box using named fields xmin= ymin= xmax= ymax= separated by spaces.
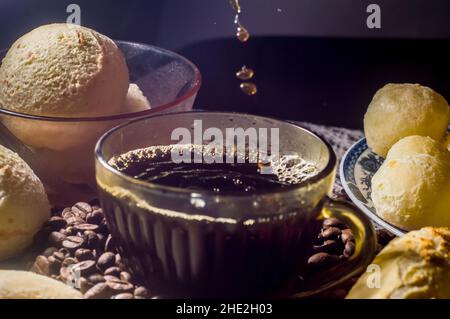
xmin=0 ymin=41 xmax=201 ymax=205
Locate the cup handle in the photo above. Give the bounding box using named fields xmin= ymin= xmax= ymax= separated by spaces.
xmin=291 ymin=197 xmax=378 ymax=298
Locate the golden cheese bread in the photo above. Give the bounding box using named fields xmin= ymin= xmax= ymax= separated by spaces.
xmin=0 ymin=145 xmax=50 ymax=261
xmin=364 ymin=83 xmax=449 ymax=157
xmin=0 ymin=270 xmax=82 ymax=299
xmin=347 ymin=227 xmax=450 ymax=299
xmin=371 ymin=135 xmax=450 ymax=230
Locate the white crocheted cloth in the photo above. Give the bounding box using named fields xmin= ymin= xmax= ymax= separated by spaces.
xmin=297 ymin=122 xmax=364 ymax=195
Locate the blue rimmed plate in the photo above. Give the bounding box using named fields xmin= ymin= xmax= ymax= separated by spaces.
xmin=340 ymin=138 xmax=406 ymax=236
xmin=340 ymin=129 xmax=449 ymax=237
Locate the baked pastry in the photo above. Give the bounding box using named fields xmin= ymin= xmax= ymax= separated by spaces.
xmin=0 ymin=270 xmax=82 ymax=299
xmin=364 ymin=83 xmax=449 ymax=157
xmin=0 ymin=23 xmax=130 ymax=152
xmin=124 ymin=83 xmax=151 ymax=112
xmin=0 ymin=145 xmax=50 ymax=260
xmin=0 ymin=23 xmax=128 ymax=118
xmin=347 ymin=227 xmax=450 ymax=299
xmin=371 ymin=135 xmax=450 ymax=230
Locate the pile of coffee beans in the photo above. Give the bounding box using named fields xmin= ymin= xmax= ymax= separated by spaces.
xmin=307 ymin=223 xmax=395 ymax=272
xmin=31 ymin=202 xmax=153 ymax=299
xmin=302 ymin=190 xmax=395 ymax=299
xmin=31 ymin=200 xmax=395 ymax=299
xmin=306 ymin=217 xmax=356 ymax=272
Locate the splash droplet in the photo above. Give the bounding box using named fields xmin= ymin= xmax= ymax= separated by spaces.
xmin=240 ymin=82 xmax=258 ymax=96
xmin=236 ymin=26 xmax=250 ymax=42
xmin=236 ymin=65 xmax=254 ymax=80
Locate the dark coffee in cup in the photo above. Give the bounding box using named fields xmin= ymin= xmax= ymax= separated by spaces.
xmin=99 ymin=145 xmax=320 ymax=297
xmin=110 ymin=145 xmax=317 ymax=192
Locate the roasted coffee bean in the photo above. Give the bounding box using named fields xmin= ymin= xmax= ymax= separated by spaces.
xmin=312 ymin=240 xmax=341 ymax=254
xmin=59 ymin=229 xmax=69 ymax=236
xmin=322 ymin=218 xmax=345 ymax=229
xmin=105 ymin=279 xmax=134 ymax=293
xmin=63 ymin=226 xmax=77 ymax=236
xmin=84 ymin=283 xmax=113 ymax=299
xmin=62 ymin=236 xmax=85 ymax=250
xmin=72 ymin=202 xmax=93 ymax=216
xmin=66 ymin=216 xmax=85 ymax=226
xmin=341 ymin=229 xmax=355 ymax=244
xmin=45 ymin=216 xmax=67 ymax=231
xmin=75 ymin=224 xmax=99 ymax=232
xmin=31 ymin=255 xmax=50 ymax=276
xmin=79 ymin=277 xmax=93 ymax=294
xmin=307 ymin=252 xmax=340 ymax=269
xmin=34 ymin=203 xmax=197 ymax=299
xmin=43 ymin=247 xmax=58 ymax=257
xmin=134 ymin=286 xmax=151 ymax=299
xmin=73 ymin=260 xmax=97 ymax=276
xmin=88 ymin=273 xmax=105 ymax=284
xmin=105 ymin=235 xmax=115 ymax=252
xmin=52 ymin=251 xmax=66 ymax=262
xmin=47 ymin=255 xmax=62 ymax=274
xmin=86 ymin=210 xmax=104 ymax=225
xmin=321 ymin=227 xmax=342 ymax=240
xmin=115 ymin=254 xmax=123 ymax=265
xmin=83 ymin=230 xmax=96 ymax=237
xmin=104 ymin=275 xmax=120 ymax=282
xmin=59 ymin=228 xmax=70 ymax=237
xmin=116 ymin=262 xmax=125 ymax=271
xmin=97 ymin=252 xmax=115 ymax=271
xmin=48 ymin=231 xmax=66 ymax=248
xmin=61 ymin=207 xmax=75 ymax=219
xmin=344 ymin=241 xmax=356 ymax=258
xmin=104 ymin=267 xmax=121 ymax=277
xmin=62 ymin=257 xmax=78 ymax=267
xmin=112 ymin=293 xmax=134 ymax=299
xmin=120 ymin=271 xmax=132 ymax=282
xmin=75 ymin=248 xmax=95 ymax=261
xmin=58 ymin=248 xmax=71 ymax=258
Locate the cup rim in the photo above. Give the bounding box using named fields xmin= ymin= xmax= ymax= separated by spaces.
xmin=0 ymin=40 xmax=202 ymax=123
xmin=95 ymin=111 xmax=337 ymax=197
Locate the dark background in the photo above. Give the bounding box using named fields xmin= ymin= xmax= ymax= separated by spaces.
xmin=1 ymin=0 xmax=450 ymax=129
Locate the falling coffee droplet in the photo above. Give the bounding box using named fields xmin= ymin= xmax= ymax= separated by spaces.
xmin=230 ymin=0 xmax=241 ymax=13
xmin=236 ymin=66 xmax=254 ymax=80
xmin=236 ymin=26 xmax=250 ymax=42
xmin=229 ymin=0 xmax=257 ymax=95
xmin=234 ymin=15 xmax=249 ymax=42
xmin=240 ymin=82 xmax=258 ymax=96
